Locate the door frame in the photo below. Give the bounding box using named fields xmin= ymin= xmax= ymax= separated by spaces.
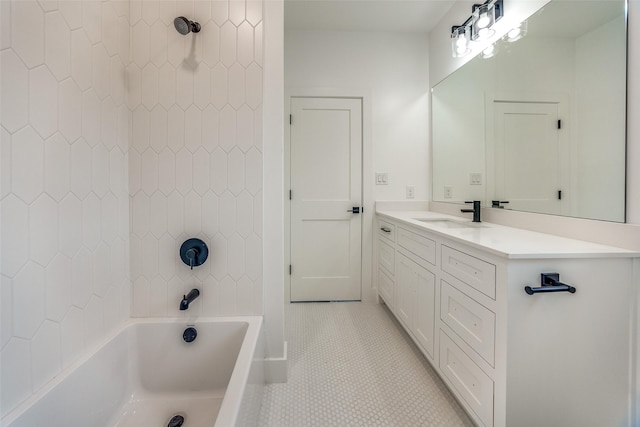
xmin=284 ymin=87 xmax=374 ymax=303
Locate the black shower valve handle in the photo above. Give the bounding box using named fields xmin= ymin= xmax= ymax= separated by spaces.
xmin=179 ymin=238 xmax=209 ymax=270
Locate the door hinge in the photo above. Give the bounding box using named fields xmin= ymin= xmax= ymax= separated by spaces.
xmin=557 ymin=119 xmax=562 ymax=129
xmin=289 ymin=265 xmax=292 ymax=275
xmin=558 ymin=190 xmax=562 ymax=200
xmin=289 ymin=114 xmax=292 ymax=125
xmin=289 ymin=190 xmax=292 ymax=200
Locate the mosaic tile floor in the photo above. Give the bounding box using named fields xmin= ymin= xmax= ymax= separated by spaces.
xmin=259 ymin=301 xmax=475 ymax=426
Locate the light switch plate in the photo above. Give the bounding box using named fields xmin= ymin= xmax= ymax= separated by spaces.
xmin=470 ymin=173 xmax=482 ymax=185
xmin=375 ymin=173 xmax=388 ymax=185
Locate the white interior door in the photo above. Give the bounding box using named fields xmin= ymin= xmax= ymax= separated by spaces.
xmin=491 ymin=101 xmax=566 ymax=214
xmin=290 ymin=97 xmax=362 ymax=302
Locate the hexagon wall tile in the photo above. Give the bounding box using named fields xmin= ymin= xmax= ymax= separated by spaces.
xmin=44 ymin=133 xmax=70 ymax=202
xmin=13 ymin=262 xmax=46 ymax=339
xmin=1 ymin=0 xmax=131 ymax=415
xmin=2 ymin=2 xmax=267 ymax=416
xmin=1 ymin=196 xmax=30 ymax=278
xmin=29 ymin=194 xmax=59 ymax=267
xmin=1 ymin=50 xmax=29 ymax=133
xmin=12 ymin=0 xmax=45 ymax=68
xmin=12 ymin=126 xmax=45 ymax=204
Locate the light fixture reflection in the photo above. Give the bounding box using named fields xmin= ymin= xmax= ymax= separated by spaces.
xmin=481 ymin=43 xmax=497 ymax=59
xmin=507 ymin=21 xmax=528 ymax=42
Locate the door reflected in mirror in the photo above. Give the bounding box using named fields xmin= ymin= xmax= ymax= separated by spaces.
xmin=432 ymin=0 xmax=626 ymax=222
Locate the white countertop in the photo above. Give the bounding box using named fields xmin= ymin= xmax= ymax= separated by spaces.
xmin=377 ymin=210 xmax=640 ymax=259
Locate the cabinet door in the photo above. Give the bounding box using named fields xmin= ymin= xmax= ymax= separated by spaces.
xmin=396 ymin=252 xmax=436 ymax=359
xmin=414 ymin=264 xmax=436 ymax=359
xmin=378 ymin=239 xmax=395 ymax=276
xmin=378 ymin=268 xmax=394 ymax=309
xmin=395 ymin=253 xmax=415 ymax=329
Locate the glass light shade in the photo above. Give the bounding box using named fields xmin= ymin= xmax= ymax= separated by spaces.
xmin=472 ymin=4 xmax=496 ymax=40
xmin=451 ymin=26 xmax=471 ymax=58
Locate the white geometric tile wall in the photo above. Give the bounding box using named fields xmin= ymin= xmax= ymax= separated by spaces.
xmin=0 ymin=0 xmax=131 ymax=417
xmin=128 ymin=0 xmax=263 ymax=317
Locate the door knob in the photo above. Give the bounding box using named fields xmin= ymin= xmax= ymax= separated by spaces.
xmin=347 ymin=207 xmax=361 ymax=214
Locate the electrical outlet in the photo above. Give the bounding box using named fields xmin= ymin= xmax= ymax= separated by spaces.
xmin=406 ymin=185 xmax=415 ymax=199
xmin=375 ymin=172 xmax=388 ymax=185
xmin=470 ymin=173 xmax=482 ymax=185
xmin=444 ymin=186 xmax=453 ymax=199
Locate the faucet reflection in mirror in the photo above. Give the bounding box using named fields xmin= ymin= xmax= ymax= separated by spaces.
xmin=450 ymin=0 xmax=504 ymax=57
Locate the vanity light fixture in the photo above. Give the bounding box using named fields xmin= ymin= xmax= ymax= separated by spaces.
xmin=472 ymin=3 xmax=497 ymax=40
xmin=506 ymin=20 xmax=528 ymax=42
xmin=450 ymin=0 xmax=503 ymax=57
xmin=451 ymin=24 xmax=472 ymax=57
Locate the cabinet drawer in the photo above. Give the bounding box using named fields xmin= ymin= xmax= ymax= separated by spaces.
xmin=378 ymin=268 xmax=394 ymax=308
xmin=378 ymin=239 xmax=395 ymax=275
xmin=378 ymin=219 xmax=395 ymax=242
xmin=441 ymin=281 xmax=495 ymax=366
xmin=441 ymin=245 xmax=496 ymax=299
xmin=397 ymin=227 xmax=436 ymax=265
xmin=440 ymin=330 xmax=494 ymax=427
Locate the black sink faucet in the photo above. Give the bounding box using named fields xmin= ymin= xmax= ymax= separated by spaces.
xmin=180 ymin=288 xmax=200 ymax=310
xmin=461 ymin=201 xmax=482 ymax=222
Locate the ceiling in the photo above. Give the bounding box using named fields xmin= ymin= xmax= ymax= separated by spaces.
xmin=284 ymin=0 xmax=456 ymax=33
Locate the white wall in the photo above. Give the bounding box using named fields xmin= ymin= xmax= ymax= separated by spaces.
xmin=0 ymin=0 xmax=131 ymax=417
xmin=285 ymin=30 xmax=430 ymax=201
xmin=128 ymin=0 xmax=264 ymax=318
xmin=262 ymin=0 xmax=286 ymax=365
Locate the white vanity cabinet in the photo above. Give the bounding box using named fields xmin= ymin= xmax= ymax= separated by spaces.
xmin=377 ymin=219 xmax=396 ymax=308
xmin=395 ymin=251 xmax=436 ymax=359
xmin=375 ymin=212 xmax=638 ymax=427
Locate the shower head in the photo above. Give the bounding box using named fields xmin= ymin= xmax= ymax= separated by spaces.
xmin=174 ymin=16 xmax=201 ymax=35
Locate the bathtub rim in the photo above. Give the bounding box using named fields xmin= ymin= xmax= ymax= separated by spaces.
xmin=1 ymin=315 xmax=264 ymax=427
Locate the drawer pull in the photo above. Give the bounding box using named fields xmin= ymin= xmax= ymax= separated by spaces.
xmin=380 ymin=227 xmax=391 ymax=233
xmin=525 ymin=273 xmax=576 ymax=295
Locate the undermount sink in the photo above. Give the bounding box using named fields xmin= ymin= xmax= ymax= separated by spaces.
xmin=414 ymin=218 xmax=486 ymax=229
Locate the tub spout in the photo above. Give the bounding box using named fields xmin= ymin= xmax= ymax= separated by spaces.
xmin=180 ymin=288 xmax=200 ymax=310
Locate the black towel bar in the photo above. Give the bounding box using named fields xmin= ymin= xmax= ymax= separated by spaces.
xmin=524 ymin=273 xmax=576 ymax=295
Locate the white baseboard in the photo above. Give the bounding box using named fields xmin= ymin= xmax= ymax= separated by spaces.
xmin=264 ymin=341 xmax=288 ymax=383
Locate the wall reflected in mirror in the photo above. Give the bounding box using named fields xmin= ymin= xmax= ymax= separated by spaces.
xmin=432 ymin=0 xmax=626 ymax=222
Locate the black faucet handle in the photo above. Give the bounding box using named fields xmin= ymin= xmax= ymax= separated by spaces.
xmin=461 ymin=201 xmax=482 ymax=222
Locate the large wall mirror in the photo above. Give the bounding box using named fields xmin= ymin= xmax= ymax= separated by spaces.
xmin=432 ymin=0 xmax=627 ymax=222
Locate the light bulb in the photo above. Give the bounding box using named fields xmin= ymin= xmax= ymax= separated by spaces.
xmin=477 ymin=12 xmax=490 ymax=29
xmin=456 ymin=34 xmax=467 ymax=48
xmin=484 ymin=45 xmax=494 ymax=55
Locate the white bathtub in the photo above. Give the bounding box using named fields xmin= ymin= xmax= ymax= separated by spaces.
xmin=3 ymin=317 xmax=264 ymax=427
